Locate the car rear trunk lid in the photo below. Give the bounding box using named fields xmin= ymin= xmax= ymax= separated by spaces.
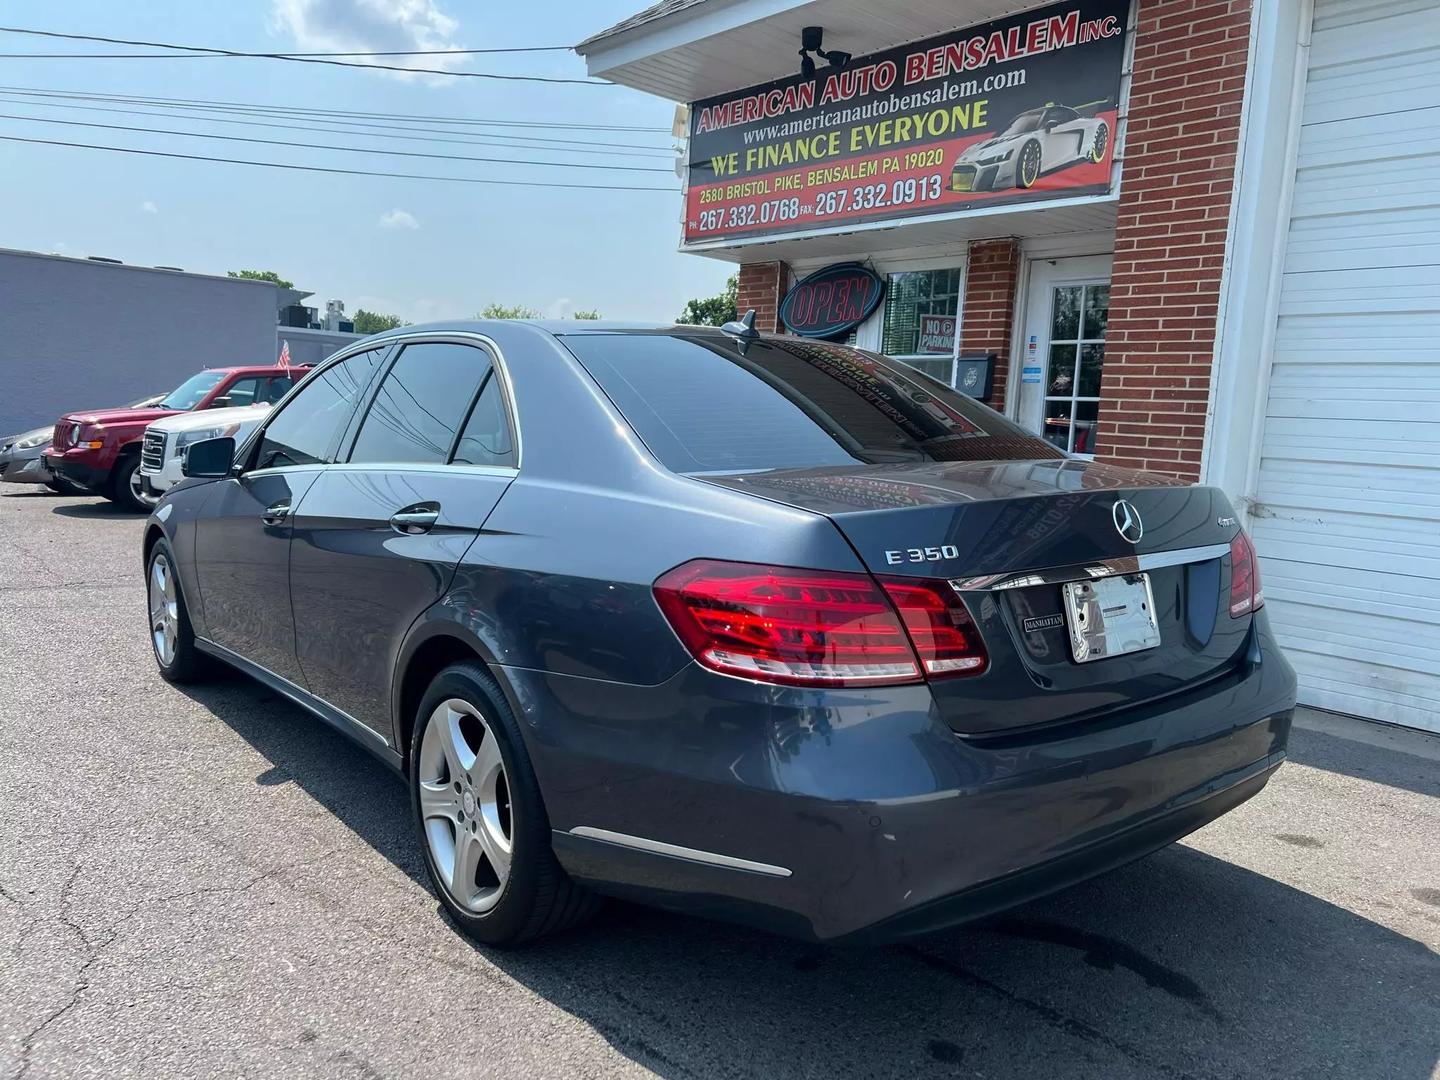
xmin=705 ymin=458 xmax=1249 ymax=735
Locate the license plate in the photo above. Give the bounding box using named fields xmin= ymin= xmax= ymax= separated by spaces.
xmin=1062 ymin=573 xmax=1160 ymax=663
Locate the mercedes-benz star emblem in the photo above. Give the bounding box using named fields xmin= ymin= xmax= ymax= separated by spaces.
xmin=1112 ymin=499 xmax=1144 ymax=544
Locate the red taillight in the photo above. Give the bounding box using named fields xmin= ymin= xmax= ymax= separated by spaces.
xmin=878 ymin=577 xmax=988 ymax=677
xmin=1229 ymin=529 xmax=1265 ymax=618
xmin=653 ymin=560 xmax=986 ymax=688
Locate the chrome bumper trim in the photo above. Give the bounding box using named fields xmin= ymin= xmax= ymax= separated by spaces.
xmin=569 ymin=827 xmax=792 ymax=878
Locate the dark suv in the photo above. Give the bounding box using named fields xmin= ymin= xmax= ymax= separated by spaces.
xmin=142 ymin=322 xmax=1295 ymax=947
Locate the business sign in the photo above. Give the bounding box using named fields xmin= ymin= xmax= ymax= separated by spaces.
xmin=779 ymin=263 xmax=886 ymax=338
xmin=918 ymin=314 xmax=957 ymax=353
xmin=684 ymin=0 xmax=1127 ymax=246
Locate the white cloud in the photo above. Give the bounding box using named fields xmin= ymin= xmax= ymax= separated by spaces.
xmin=269 ymin=0 xmax=466 ymax=79
xmin=378 ymin=208 xmax=419 ymax=230
xmin=141 ymin=200 xmax=158 ymax=215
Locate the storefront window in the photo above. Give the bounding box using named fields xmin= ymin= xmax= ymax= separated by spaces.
xmin=1042 ymin=283 xmax=1108 ymax=454
xmin=881 ymin=267 xmax=963 ymax=384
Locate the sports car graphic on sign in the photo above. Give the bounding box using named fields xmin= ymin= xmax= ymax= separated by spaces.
xmin=950 ymin=102 xmax=1112 ymax=193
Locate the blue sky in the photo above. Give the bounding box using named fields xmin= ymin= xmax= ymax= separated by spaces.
xmin=0 ymin=0 xmax=732 ymax=322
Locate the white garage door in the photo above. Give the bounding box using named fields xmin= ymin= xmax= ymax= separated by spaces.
xmin=1253 ymin=0 xmax=1440 ymax=731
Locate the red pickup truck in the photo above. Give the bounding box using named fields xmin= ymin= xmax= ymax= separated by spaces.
xmin=46 ymin=364 xmax=305 ymax=512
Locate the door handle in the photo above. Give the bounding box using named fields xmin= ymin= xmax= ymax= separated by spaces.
xmin=390 ymin=504 xmax=440 ymax=535
xmin=261 ymin=500 xmax=291 ymax=526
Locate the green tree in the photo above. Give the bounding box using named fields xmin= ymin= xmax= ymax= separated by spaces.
xmin=351 ymin=309 xmax=407 ymax=334
xmin=477 ymin=303 xmax=542 ymax=319
xmin=677 ymin=273 xmax=738 ymax=326
xmin=227 ymin=269 xmax=294 ymax=289
xmin=572 ymin=309 xmax=602 ymax=320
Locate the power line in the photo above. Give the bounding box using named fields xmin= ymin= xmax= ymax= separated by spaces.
xmin=0 ymin=84 xmax=669 ymax=132
xmin=0 ymin=111 xmax=672 ymax=171
xmin=0 ymin=27 xmax=603 ymax=83
xmin=0 ymin=134 xmax=678 ymax=190
xmin=0 ymin=45 xmax=576 ymax=58
xmin=0 ymin=94 xmax=676 ymax=157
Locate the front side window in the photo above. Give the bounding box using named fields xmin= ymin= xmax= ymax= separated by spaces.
xmin=348 ymin=342 xmax=489 ymax=465
xmin=565 ymin=332 xmax=1061 ymax=475
xmin=158 ymin=371 xmax=226 ymax=411
xmin=254 ymin=349 xmax=385 ymax=469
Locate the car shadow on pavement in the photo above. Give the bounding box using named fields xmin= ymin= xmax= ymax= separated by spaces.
xmin=49 ymin=501 xmax=147 ymax=518
xmin=180 ymin=673 xmax=1440 ymax=1080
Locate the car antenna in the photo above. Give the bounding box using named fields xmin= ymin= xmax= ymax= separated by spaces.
xmin=721 ymin=308 xmax=759 ymax=347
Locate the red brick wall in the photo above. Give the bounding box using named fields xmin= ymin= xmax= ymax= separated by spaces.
xmin=736 ymin=261 xmax=789 ymax=332
xmin=1096 ymin=0 xmax=1252 ymax=480
xmin=961 ymin=238 xmax=1021 ymax=407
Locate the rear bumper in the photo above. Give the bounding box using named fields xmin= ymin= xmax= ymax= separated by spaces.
xmin=519 ymin=620 xmax=1298 ymax=943
xmin=44 ymin=451 xmax=110 ymax=492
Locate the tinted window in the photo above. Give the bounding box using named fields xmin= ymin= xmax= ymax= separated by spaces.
xmin=255 ymin=349 xmax=384 ymax=468
xmin=349 ymin=342 xmax=488 ymax=465
xmin=452 ymin=374 xmax=515 ymax=467
xmin=565 ymin=333 xmax=1062 ymax=474
xmin=1000 ymin=109 xmax=1044 ymax=136
xmin=259 ymin=376 xmax=294 ymax=404
xmin=158 ymin=370 xmax=225 ymax=410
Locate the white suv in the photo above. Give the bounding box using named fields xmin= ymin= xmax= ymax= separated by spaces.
xmin=140 ymin=403 xmax=273 ymax=499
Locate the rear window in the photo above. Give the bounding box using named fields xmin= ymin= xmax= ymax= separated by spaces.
xmin=563 ymin=332 xmax=1062 ymax=474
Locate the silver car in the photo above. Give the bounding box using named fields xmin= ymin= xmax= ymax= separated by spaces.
xmin=950 ymin=103 xmax=1110 ymax=193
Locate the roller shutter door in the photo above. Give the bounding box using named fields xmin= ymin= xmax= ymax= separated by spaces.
xmin=1252 ymin=0 xmax=1440 ymax=730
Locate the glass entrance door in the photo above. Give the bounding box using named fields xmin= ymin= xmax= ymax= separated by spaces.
xmin=1019 ymin=255 xmax=1113 ymax=457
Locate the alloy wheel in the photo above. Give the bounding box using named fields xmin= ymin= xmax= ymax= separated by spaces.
xmin=1091 ymin=124 xmax=1110 ymax=163
xmin=148 ymin=554 xmax=179 ymax=666
xmin=418 ymin=698 xmax=513 ymax=913
xmin=1019 ymin=141 xmax=1042 ymax=187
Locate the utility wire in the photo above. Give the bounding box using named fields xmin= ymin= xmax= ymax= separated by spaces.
xmin=0 ymin=27 xmax=604 ymax=83
xmin=0 ymin=95 xmax=676 ymax=157
xmin=0 ymin=134 xmax=678 ymax=190
xmin=2 ymin=45 xmax=576 ymax=56
xmin=0 ymin=84 xmax=669 ymax=132
xmin=0 ymin=112 xmax=672 ymax=171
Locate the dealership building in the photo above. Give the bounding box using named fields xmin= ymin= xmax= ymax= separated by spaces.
xmin=579 ymin=0 xmax=1440 ymax=733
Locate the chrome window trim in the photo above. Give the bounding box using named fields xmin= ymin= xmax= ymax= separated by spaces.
xmin=246 ymin=330 xmax=522 ymax=475
xmin=568 ymin=827 xmax=792 ymax=878
xmin=952 ymin=542 xmax=1232 ymax=592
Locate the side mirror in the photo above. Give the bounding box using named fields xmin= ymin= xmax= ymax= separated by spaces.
xmin=182 ymin=436 xmax=235 ymax=478
xmin=208 ymin=397 xmax=231 ymax=409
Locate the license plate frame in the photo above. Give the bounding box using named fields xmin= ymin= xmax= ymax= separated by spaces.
xmin=1062 ymin=572 xmax=1161 ymax=664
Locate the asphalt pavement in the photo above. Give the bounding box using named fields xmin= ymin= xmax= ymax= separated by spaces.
xmin=2 ymin=482 xmax=1437 ymax=1080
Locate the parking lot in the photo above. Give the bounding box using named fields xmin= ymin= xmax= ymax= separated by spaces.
xmin=1 ymin=481 xmax=1436 ymax=1080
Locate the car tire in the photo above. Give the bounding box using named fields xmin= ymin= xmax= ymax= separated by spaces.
xmin=410 ymin=661 xmax=601 ymax=947
xmin=108 ymin=452 xmax=154 ymax=513
xmin=1016 ymin=140 xmax=1042 ymax=189
xmin=1089 ymin=122 xmax=1110 ymax=163
xmin=146 ymin=540 xmax=211 ymax=684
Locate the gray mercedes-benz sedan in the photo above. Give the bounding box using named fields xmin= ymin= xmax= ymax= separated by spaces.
xmin=140 ymin=319 xmax=1296 ymax=946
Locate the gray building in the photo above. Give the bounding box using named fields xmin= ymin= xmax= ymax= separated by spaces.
xmin=0 ymin=249 xmax=278 ymax=436
xmin=0 ymin=250 xmax=365 ymax=437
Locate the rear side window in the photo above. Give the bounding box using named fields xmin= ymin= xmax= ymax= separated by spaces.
xmin=348 ymin=342 xmax=489 ymax=465
xmin=452 ymin=373 xmax=515 ymax=467
xmin=563 ymin=333 xmax=1062 ymax=474
xmin=255 ymin=348 xmax=385 ymax=469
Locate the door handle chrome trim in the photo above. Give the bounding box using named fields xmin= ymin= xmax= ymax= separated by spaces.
xmin=261 ymin=500 xmax=291 ymax=526
xmin=389 ymin=506 xmax=440 ymax=535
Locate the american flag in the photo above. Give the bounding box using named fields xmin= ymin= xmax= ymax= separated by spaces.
xmin=278 ymin=339 xmax=291 ymax=369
